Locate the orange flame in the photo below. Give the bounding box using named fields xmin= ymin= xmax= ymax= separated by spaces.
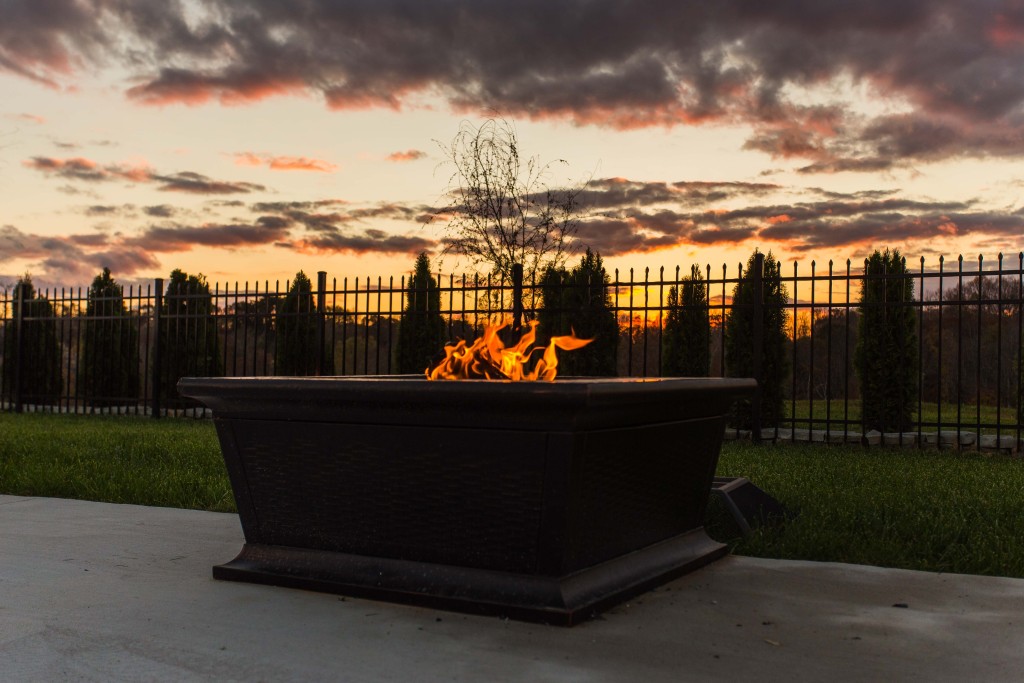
xmin=426 ymin=321 xmax=593 ymax=381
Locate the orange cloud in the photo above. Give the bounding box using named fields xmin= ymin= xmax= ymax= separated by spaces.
xmin=25 ymin=156 xmax=263 ymax=193
xmin=386 ymin=149 xmax=426 ymax=163
xmin=11 ymin=113 xmax=46 ymax=124
xmin=108 ymin=164 xmax=155 ymax=182
xmin=126 ymin=71 xmax=306 ymax=107
xmin=23 ymin=156 xmax=106 ymax=181
xmin=990 ymin=15 xmax=1024 ymax=47
xmin=509 ymin=100 xmax=714 ymax=131
xmin=24 ymin=156 xmax=154 ymax=183
xmin=268 ymin=156 xmax=338 ymax=172
xmin=233 ymin=152 xmax=338 ymax=172
xmin=234 ymin=152 xmax=264 ymax=167
xmin=324 ymin=88 xmax=404 ymax=111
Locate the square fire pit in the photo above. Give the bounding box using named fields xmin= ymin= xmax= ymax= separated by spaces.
xmin=178 ymin=376 xmax=754 ymax=625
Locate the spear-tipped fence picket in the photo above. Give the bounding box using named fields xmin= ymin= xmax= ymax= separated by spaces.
xmin=2 ymin=254 xmax=1022 ymax=450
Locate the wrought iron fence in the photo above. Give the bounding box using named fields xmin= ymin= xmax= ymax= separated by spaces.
xmin=2 ymin=253 xmax=1022 ymax=449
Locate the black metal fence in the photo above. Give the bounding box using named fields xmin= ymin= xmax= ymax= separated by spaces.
xmin=2 ymin=253 xmax=1023 ymax=449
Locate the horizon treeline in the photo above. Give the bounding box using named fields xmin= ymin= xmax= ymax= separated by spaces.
xmin=1 ymin=252 xmax=1022 ymax=429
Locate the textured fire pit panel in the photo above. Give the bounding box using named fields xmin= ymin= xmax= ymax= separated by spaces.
xmin=179 ymin=376 xmax=755 ymax=625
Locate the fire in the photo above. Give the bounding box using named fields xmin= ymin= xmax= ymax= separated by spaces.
xmin=426 ymin=321 xmax=593 ymax=381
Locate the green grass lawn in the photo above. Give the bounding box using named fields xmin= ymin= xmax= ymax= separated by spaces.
xmin=710 ymin=441 xmax=1024 ymax=578
xmin=785 ymin=399 xmax=1022 ymax=434
xmin=0 ymin=413 xmax=233 ymax=512
xmin=2 ymin=412 xmax=1023 ymax=578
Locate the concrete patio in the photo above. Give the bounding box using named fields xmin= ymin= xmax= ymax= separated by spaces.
xmin=2 ymin=494 xmax=1023 ymax=682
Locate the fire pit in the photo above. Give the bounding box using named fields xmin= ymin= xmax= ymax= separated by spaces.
xmin=179 ymin=375 xmax=754 ymax=625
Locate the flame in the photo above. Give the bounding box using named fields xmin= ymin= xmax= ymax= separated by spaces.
xmin=426 ymin=321 xmax=593 ymax=381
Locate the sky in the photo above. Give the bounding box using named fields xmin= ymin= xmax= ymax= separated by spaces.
xmin=2 ymin=0 xmax=1024 ymax=292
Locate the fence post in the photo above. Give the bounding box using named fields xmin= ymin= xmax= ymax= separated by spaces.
xmin=13 ymin=283 xmax=25 ymax=413
xmin=151 ymin=278 xmax=163 ymax=419
xmin=512 ymin=263 xmax=524 ymax=333
xmin=751 ymin=252 xmax=765 ymax=443
xmin=316 ymin=271 xmax=327 ymax=376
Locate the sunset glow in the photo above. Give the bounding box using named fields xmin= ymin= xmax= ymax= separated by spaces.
xmin=2 ymin=1 xmax=1023 ymax=291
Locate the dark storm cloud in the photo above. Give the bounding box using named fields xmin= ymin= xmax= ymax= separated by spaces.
xmin=8 ymin=2 xmax=1024 ymax=169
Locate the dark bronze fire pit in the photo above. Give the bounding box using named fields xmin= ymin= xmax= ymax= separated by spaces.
xmin=178 ymin=376 xmax=754 ymax=626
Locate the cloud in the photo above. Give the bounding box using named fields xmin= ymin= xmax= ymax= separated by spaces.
xmin=1 ymin=189 xmax=446 ymax=283
xmin=85 ymin=204 xmax=131 ymax=217
xmin=125 ymin=217 xmax=291 ymax=252
xmin=299 ymin=231 xmax=435 ymax=255
xmin=573 ymin=218 xmax=681 ymax=256
xmin=23 ymin=156 xmax=110 ymax=182
xmin=234 ymin=152 xmax=338 ymax=172
xmin=150 ymin=171 xmax=265 ymax=194
xmin=143 ymin=204 xmax=175 ymax=217
xmin=67 ymin=233 xmax=110 ymax=247
xmin=386 ymin=149 xmax=427 ymax=163
xmin=253 ymin=201 xmax=428 ymax=234
xmin=250 ymin=199 xmax=347 ymax=212
xmin=419 ymin=171 xmax=1024 ymax=256
xmin=570 ymin=178 xmax=781 ymax=213
xmin=268 ymin=156 xmax=337 ymax=172
xmin=233 ymin=152 xmax=263 ymax=167
xmin=0 ymin=2 xmax=1001 ymax=169
xmin=0 ymin=224 xmax=160 ymax=282
xmin=125 ymin=69 xmax=307 ymax=106
xmin=24 ymin=156 xmax=266 ymax=193
xmin=556 ymin=178 xmax=1024 ymax=255
xmin=6 ymin=112 xmax=45 ymax=124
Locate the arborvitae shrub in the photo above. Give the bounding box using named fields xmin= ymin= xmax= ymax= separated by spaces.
xmin=724 ymin=250 xmax=789 ymax=429
xmin=159 ymin=270 xmax=223 ymax=404
xmin=663 ymin=265 xmax=710 ymax=377
xmin=537 ymin=248 xmax=619 ymax=376
xmin=275 ymin=270 xmax=326 ymax=376
xmin=395 ymin=253 xmax=446 ymax=374
xmin=855 ymin=248 xmax=918 ymax=433
xmin=78 ymin=268 xmax=140 ymax=406
xmin=1 ymin=276 xmax=62 ymax=404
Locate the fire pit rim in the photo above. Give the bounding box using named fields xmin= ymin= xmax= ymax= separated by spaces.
xmin=178 ymin=375 xmax=756 ymax=431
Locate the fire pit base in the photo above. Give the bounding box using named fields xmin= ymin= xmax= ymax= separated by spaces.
xmin=214 ymin=530 xmax=726 ymax=626
xmin=179 ymin=376 xmax=754 ymax=626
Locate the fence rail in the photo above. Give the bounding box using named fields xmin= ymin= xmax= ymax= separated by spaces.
xmin=2 ymin=253 xmax=1023 ymax=450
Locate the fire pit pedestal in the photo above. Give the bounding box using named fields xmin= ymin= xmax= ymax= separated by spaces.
xmin=179 ymin=376 xmax=755 ymax=626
